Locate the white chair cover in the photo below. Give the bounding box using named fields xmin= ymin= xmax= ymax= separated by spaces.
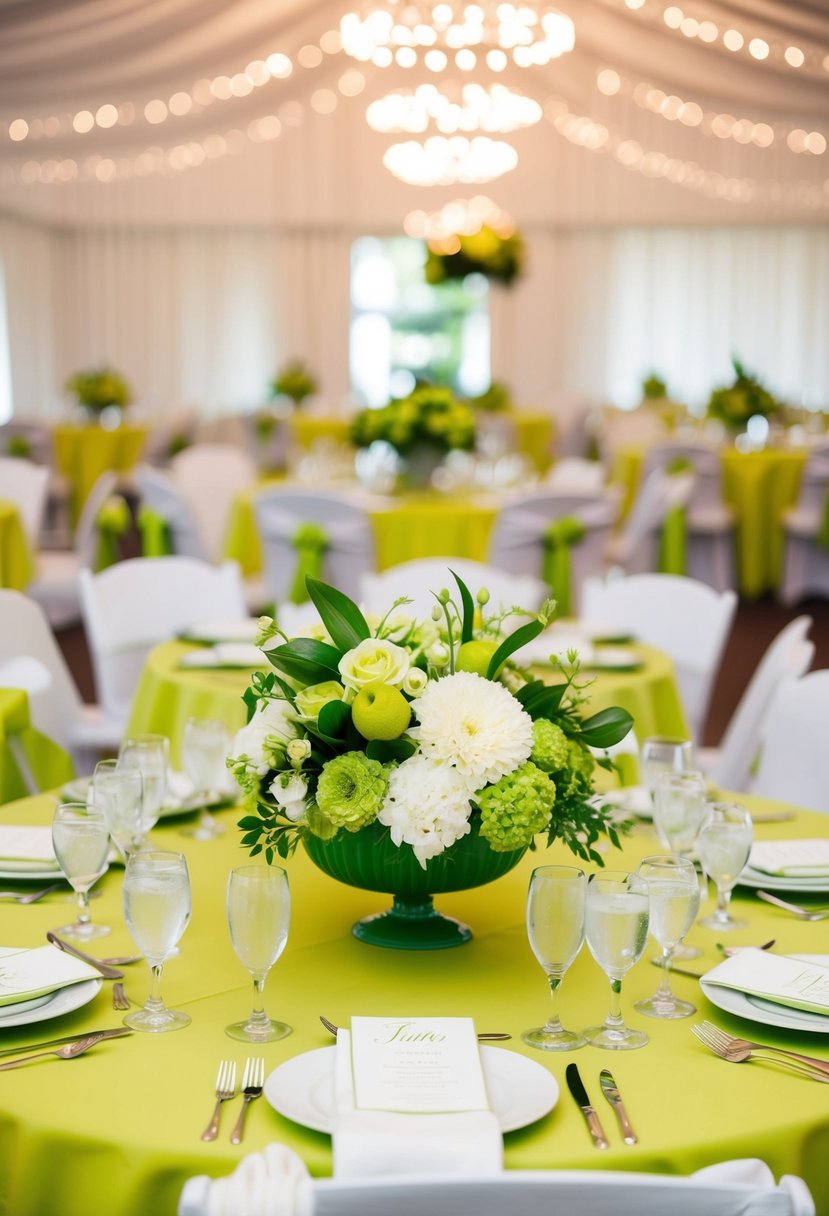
xmin=0 ymin=456 xmax=50 ymax=546
xmin=544 ymin=459 xmax=606 ymax=493
xmin=242 ymin=412 xmax=293 ymax=474
xmin=780 ymin=455 xmax=829 ymax=605
xmin=135 ymin=466 xmax=207 ymax=559
xmin=752 ymin=668 xmax=829 ymax=812
xmin=169 ymin=444 xmax=256 ymax=563
xmin=606 ymin=469 xmax=694 ymax=576
xmin=360 ymin=558 xmax=547 ymax=619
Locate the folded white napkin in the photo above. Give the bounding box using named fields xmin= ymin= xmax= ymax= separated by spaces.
xmin=178 ymin=1144 xmax=313 ymax=1216
xmin=749 ymin=840 xmax=829 ymax=878
xmin=0 ymin=944 xmax=101 ymax=1006
xmin=0 ymin=826 xmax=60 ymax=871
xmin=332 ymin=1030 xmax=503 ymax=1179
xmin=703 ymin=948 xmax=829 ymax=1017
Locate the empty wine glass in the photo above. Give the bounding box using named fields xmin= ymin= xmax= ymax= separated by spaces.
xmin=91 ymin=759 xmax=144 ymax=860
xmin=640 ymin=737 xmax=695 ymax=805
xmin=583 ymin=870 xmax=650 ymax=1050
xmin=119 ymin=735 xmax=170 ymax=836
xmin=226 ymin=864 xmax=291 ymax=1042
xmin=180 ymin=718 xmax=231 ymax=841
xmin=634 ymin=856 xmax=700 ymax=1019
xmin=698 ymin=802 xmax=753 ymax=931
xmin=51 ymin=802 xmax=111 ymax=940
xmin=522 ymin=866 xmax=586 ymax=1051
xmin=123 ymin=851 xmax=191 ymax=1032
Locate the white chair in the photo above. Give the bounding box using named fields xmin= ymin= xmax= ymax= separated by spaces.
xmin=168 ymin=444 xmax=257 ymax=563
xmin=0 ymin=589 xmax=123 ymax=770
xmin=582 ymin=573 xmax=737 ymax=741
xmin=604 ymin=468 xmax=694 ymax=576
xmin=752 ymin=669 xmax=829 ymax=812
xmin=779 ymin=456 xmax=829 ymax=605
xmin=697 ymin=616 xmax=814 ymax=792
xmin=544 ymin=458 xmax=606 ymax=493
xmin=255 ymin=489 xmax=376 ymax=606
xmin=361 ymin=558 xmax=547 ymax=620
xmin=78 ymin=557 xmax=247 ymax=725
xmin=0 ymin=456 xmax=50 ymax=548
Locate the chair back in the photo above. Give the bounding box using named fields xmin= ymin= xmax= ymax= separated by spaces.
xmin=640 ymin=441 xmax=723 ymax=515
xmin=753 ymin=669 xmax=829 ymax=812
xmin=140 ymin=411 xmax=197 ymax=467
xmin=545 ymin=459 xmax=605 ymax=493
xmin=0 ymin=590 xmax=84 ymax=747
xmin=254 ymin=490 xmax=375 ymax=605
xmin=169 ymin=444 xmax=256 ymax=563
xmin=615 ymin=469 xmax=694 ymax=575
xmin=135 ymin=466 xmax=206 ymax=559
xmin=360 ymin=558 xmax=547 ymax=619
xmin=791 ymin=455 xmax=829 ymax=516
xmin=0 ymin=456 xmax=50 ymax=545
xmin=242 ymin=412 xmax=292 ymax=474
xmin=78 ymin=557 xmax=246 ymax=723
xmin=582 ymin=573 xmax=736 ymax=740
xmin=74 ymin=471 xmax=119 ymax=568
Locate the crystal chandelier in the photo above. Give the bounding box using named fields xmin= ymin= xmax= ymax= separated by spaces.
xmin=367 ymin=82 xmax=542 ymax=134
xmin=383 ymin=134 xmax=518 ymax=185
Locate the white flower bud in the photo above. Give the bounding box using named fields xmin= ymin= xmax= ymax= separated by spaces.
xmin=287 ymin=738 xmax=312 ymax=765
xmin=427 ymin=642 xmax=450 ymax=667
xmin=403 ymin=668 xmax=429 ymax=697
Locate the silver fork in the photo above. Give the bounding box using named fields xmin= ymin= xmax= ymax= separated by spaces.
xmin=756 ymin=891 xmax=829 ymax=921
xmin=230 ymin=1057 xmax=265 ymax=1145
xmin=111 ymin=983 xmax=131 ymax=1011
xmin=697 ymin=1020 xmax=829 ymax=1078
xmin=201 ymin=1060 xmax=237 ymax=1142
xmin=691 ymin=1024 xmax=829 ymax=1082
xmin=0 ymin=883 xmax=64 ymax=904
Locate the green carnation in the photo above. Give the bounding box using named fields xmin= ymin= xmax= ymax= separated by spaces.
xmin=531 ymin=719 xmax=570 ymax=773
xmin=475 ymin=761 xmax=555 ymax=852
xmin=316 ymin=752 xmax=388 ymax=832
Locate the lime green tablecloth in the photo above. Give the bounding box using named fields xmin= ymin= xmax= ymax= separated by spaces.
xmin=611 ymin=446 xmax=809 ymax=598
xmin=53 ymin=423 xmax=148 ymax=523
xmin=0 ymin=689 xmax=74 ymax=802
xmin=126 ymin=641 xmax=687 ymax=766
xmin=0 ymin=500 xmax=34 ymax=590
xmin=0 ymin=788 xmax=827 ymax=1215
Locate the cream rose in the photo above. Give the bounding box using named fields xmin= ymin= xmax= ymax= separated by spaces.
xmin=338 ymin=638 xmax=410 ymax=691
xmin=294 ymin=680 xmax=346 ymax=720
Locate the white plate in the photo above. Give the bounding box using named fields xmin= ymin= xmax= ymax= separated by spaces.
xmin=737 ymin=867 xmax=829 ymax=894
xmin=0 ymin=865 xmax=64 ymax=882
xmin=63 ymin=774 xmax=237 ymax=821
xmin=599 ymin=785 xmax=654 ymax=820
xmin=587 ymin=648 xmax=644 ymax=671
xmin=264 ymin=1045 xmax=559 ymax=1135
xmin=0 ymin=979 xmax=102 ymax=1030
xmin=179 ymin=618 xmax=261 ymax=644
xmin=700 ymin=954 xmax=829 ymax=1035
xmin=0 ymin=992 xmax=55 ymax=1018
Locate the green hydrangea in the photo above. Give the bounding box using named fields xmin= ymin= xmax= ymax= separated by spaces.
xmin=316 ymin=752 xmax=388 ymax=832
xmin=531 ymin=719 xmax=570 ymax=773
xmin=476 ymin=762 xmax=555 ymax=852
xmin=567 ymin=739 xmax=595 ymax=782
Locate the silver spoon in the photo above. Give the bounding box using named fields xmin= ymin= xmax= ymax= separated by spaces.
xmin=0 ymin=1029 xmax=131 ymax=1071
xmin=319 ymin=1014 xmax=511 ymax=1041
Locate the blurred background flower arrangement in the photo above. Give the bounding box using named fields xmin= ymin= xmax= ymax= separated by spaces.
xmin=64 ymin=365 xmax=132 ymax=415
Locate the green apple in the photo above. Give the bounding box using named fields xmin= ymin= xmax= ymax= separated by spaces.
xmin=352 ymin=682 xmax=411 ymax=741
xmin=456 ymin=639 xmax=499 ymax=677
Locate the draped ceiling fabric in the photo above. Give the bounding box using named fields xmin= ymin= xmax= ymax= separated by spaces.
xmin=0 ymin=0 xmax=827 ymax=415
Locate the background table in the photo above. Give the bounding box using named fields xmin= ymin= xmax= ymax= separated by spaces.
xmin=53 ymin=423 xmax=148 ymax=523
xmin=0 ymin=790 xmax=826 ymax=1216
xmin=0 ymin=500 xmax=34 ymax=590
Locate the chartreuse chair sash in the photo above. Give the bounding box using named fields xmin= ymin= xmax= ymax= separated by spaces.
xmin=137 ymin=505 xmax=174 ymax=557
xmin=0 ymin=689 xmax=74 ymax=803
xmin=94 ymin=495 xmax=130 ymax=571
xmin=289 ymin=522 xmax=330 ymax=604
xmin=542 ymin=516 xmax=586 ymax=617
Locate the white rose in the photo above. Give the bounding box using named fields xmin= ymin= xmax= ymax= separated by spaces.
xmin=287 ymin=738 xmax=312 ymax=765
xmin=228 ymin=698 xmax=299 ymax=774
xmin=338 ymin=638 xmax=410 ymax=691
xmin=403 ymin=668 xmax=429 ymax=697
xmin=268 ymin=771 xmax=308 ymax=821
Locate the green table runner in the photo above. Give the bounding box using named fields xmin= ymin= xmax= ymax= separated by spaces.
xmin=0 ymin=500 xmax=34 ymax=590
xmin=0 ymin=689 xmax=74 ymax=802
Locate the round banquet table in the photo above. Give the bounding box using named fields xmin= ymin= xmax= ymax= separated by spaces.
xmin=0 ymin=789 xmax=827 ymax=1216
xmin=611 ymin=445 xmax=809 ymax=599
xmin=125 ymin=640 xmax=689 ymax=766
xmin=0 ymin=499 xmax=34 ymax=590
xmin=53 ymin=423 xmax=148 ymax=523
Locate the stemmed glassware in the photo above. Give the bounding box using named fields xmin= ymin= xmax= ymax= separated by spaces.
xmin=583 ymin=870 xmax=650 ymax=1050
xmin=119 ymin=735 xmax=170 ymax=838
xmin=51 ymin=802 xmax=111 ymax=940
xmin=226 ymin=864 xmax=292 ymax=1042
xmin=634 ymin=856 xmax=700 ymax=1019
xmin=123 ymin=851 xmax=191 ymax=1032
xmin=180 ymin=718 xmax=231 ymax=841
xmin=522 ymin=866 xmax=586 ymax=1051
xmin=640 ymin=737 xmax=695 ymax=804
xmin=91 ymin=759 xmax=144 ymax=860
xmin=698 ymin=802 xmax=753 ymax=931
xmin=653 ymin=770 xmax=707 ymax=858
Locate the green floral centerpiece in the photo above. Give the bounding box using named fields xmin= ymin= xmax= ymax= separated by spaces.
xmin=228 ymin=573 xmax=633 ymax=949
xmin=425 ymin=226 xmax=524 ymax=287
xmin=466 ymin=380 xmax=512 ymax=413
xmin=351 ymin=385 xmax=476 ymax=488
xmin=707 ymin=358 xmax=782 ymax=431
xmin=642 ymin=373 xmax=667 ymax=400
xmin=270 ymin=359 xmax=317 ymax=406
xmin=65 ymin=366 xmax=132 ymax=416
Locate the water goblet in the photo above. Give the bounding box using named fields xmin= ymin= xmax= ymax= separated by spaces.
xmin=522 ymin=866 xmax=586 ymax=1051
xmin=640 ymin=736 xmax=695 ymax=804
xmin=634 ymin=855 xmax=700 ymax=1019
xmin=119 ymin=734 xmax=170 ymax=836
xmin=91 ymin=759 xmax=144 ymax=860
xmin=583 ymin=870 xmax=650 ymax=1050
xmin=698 ymin=802 xmax=753 ymax=931
xmin=51 ymin=802 xmax=111 ymax=941
xmin=123 ymin=851 xmax=191 ymax=1032
xmin=226 ymin=864 xmax=291 ymax=1042
xmin=180 ymin=717 xmax=231 ymax=841
xmin=653 ymin=770 xmax=707 ymax=856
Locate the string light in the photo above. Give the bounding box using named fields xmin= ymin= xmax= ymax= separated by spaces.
xmin=383 ymin=135 xmax=518 ymax=185
xmin=367 ymin=83 xmax=542 ymax=135
xmin=404 ymin=195 xmax=516 ymax=240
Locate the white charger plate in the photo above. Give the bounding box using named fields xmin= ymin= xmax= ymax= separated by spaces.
xmin=264 ymin=1045 xmax=559 ymax=1135
xmin=0 ymin=979 xmax=102 ymax=1029
xmin=700 ymin=954 xmax=829 ymax=1035
xmin=737 ymin=867 xmax=829 ymax=894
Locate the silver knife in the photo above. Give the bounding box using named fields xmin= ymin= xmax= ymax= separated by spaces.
xmin=599 ymin=1069 xmax=638 ymax=1145
xmin=0 ymin=1028 xmax=131 ymax=1059
xmin=565 ymin=1063 xmax=609 ymax=1149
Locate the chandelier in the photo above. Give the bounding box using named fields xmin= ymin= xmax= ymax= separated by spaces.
xmin=341 ymin=2 xmax=576 ymax=69
xmin=367 ymin=82 xmax=542 ymax=134
xmin=383 ymin=134 xmax=518 ymax=185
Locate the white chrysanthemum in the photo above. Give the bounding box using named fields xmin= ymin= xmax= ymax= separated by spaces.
xmin=413 ymin=671 xmax=533 ymax=788
xmin=378 ymin=755 xmax=472 ymax=869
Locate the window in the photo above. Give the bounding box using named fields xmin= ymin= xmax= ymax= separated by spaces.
xmin=350 ymin=236 xmax=490 ymax=407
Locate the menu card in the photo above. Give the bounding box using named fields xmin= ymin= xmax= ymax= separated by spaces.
xmin=704 ymin=948 xmax=829 ymax=1017
xmin=0 ymin=945 xmax=101 ymax=1006
xmin=0 ymin=826 xmax=59 ymax=871
xmin=349 ymin=1016 xmax=490 ymax=1114
xmin=749 ymin=840 xmax=829 ymax=878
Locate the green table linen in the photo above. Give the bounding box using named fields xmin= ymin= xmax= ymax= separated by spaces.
xmin=0 ymin=689 xmax=74 ymax=802
xmin=53 ymin=423 xmax=148 ymax=524
xmin=0 ymin=500 xmax=35 ymax=590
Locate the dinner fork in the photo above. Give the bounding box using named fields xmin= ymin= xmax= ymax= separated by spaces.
xmin=111 ymin=983 xmax=131 ymax=1011
xmin=691 ymin=1024 xmax=829 ymax=1083
xmin=696 ymin=1021 xmax=829 ymax=1078
xmin=756 ymin=891 xmax=829 ymax=921
xmin=0 ymin=883 xmax=64 ymax=904
xmin=201 ymin=1060 xmax=237 ymax=1142
xmin=230 ymin=1057 xmax=265 ymax=1145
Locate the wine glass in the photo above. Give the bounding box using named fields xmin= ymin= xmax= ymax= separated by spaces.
xmin=583 ymin=870 xmax=650 ymax=1050
xmin=119 ymin=735 xmax=170 ymax=836
xmin=226 ymin=864 xmax=292 ymax=1042
xmin=653 ymin=770 xmax=707 ymax=857
xmin=123 ymin=851 xmax=191 ymax=1032
xmin=634 ymin=856 xmax=700 ymax=1019
xmin=180 ymin=718 xmax=231 ymax=841
xmin=698 ymin=802 xmax=753 ymax=931
xmin=522 ymin=866 xmax=586 ymax=1051
xmin=91 ymin=760 xmax=144 ymax=860
xmin=51 ymin=802 xmax=111 ymax=940
xmin=640 ymin=737 xmax=695 ymax=804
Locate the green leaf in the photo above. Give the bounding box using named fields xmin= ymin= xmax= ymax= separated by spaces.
xmin=306 ymin=578 xmax=371 ymax=651
xmin=485 ymin=620 xmax=544 ymax=680
xmin=242 ymin=687 xmax=258 ymax=724
xmin=451 ymin=568 xmax=475 ymax=644
xmin=577 ymin=707 xmax=635 ymax=748
xmin=268 ymin=638 xmax=342 ymax=684
xmin=366 ymin=738 xmax=417 ymax=764
xmin=238 ymin=816 xmax=262 ymax=831
xmin=515 ymin=679 xmax=566 ymax=718
xmin=318 ymin=699 xmax=352 ymax=741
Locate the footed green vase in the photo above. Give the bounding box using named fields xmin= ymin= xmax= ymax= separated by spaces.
xmin=302 ymin=818 xmax=526 ymax=950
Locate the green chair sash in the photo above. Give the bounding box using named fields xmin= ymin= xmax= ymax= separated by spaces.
xmin=0 ymin=689 xmax=74 ymax=803
xmin=138 ymin=506 xmax=173 ymax=557
xmin=94 ymin=495 xmax=130 ymax=571
xmin=289 ymin=522 xmax=330 ymax=605
xmin=658 ymin=457 xmax=691 ymax=576
xmin=542 ymin=516 xmax=585 ymax=617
